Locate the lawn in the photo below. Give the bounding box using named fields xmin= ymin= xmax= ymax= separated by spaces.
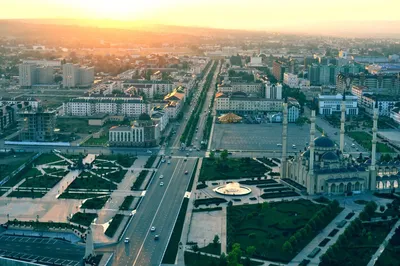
xmin=119 ymin=196 xmax=135 ymax=211
xmin=104 ymin=214 xmax=125 ymax=237
xmin=348 ymin=131 xmax=395 ymax=153
xmin=131 ymin=170 xmax=149 ymax=190
xmin=68 ymin=171 xmax=117 ymax=191
xmin=35 ymin=153 xmax=62 ymax=165
xmin=183 ymin=251 xmax=263 ymax=266
xmin=376 ymin=226 xmax=400 ymax=266
xmin=81 ymin=196 xmax=110 ymax=209
xmin=227 ymin=199 xmax=342 ymax=263
xmin=81 ymin=134 xmax=109 ymax=146
xmin=320 ymin=220 xmax=396 ymax=266
xmin=20 ymin=175 xmax=62 ymax=188
xmin=0 ymin=152 xmax=36 ymax=179
xmin=199 ymin=158 xmax=268 ymax=181
xmin=56 ymin=117 xmax=100 ymax=134
xmin=8 ymin=191 xmax=47 ymax=198
xmin=70 ymin=212 xmax=98 ymax=227
xmin=144 ymin=155 xmax=157 ymax=168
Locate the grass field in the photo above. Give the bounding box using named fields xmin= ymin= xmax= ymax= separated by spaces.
xmin=82 ymin=135 xmax=109 ymax=146
xmin=68 ymin=171 xmax=117 ymax=190
xmin=81 ymin=196 xmax=110 ymax=209
xmin=376 ymin=226 xmax=400 ymax=266
xmin=199 ymin=158 xmax=267 ymax=181
xmin=227 ymin=200 xmax=342 ymax=263
xmin=56 ymin=118 xmax=100 ymax=134
xmin=0 ymin=152 xmax=36 ymax=179
xmin=348 ymin=131 xmax=395 ymax=153
xmin=20 ymin=175 xmax=62 ymax=188
xmin=119 ymin=196 xmax=135 ymax=210
xmin=8 ymin=191 xmax=47 ymax=198
xmin=70 ymin=212 xmax=98 ymax=227
xmin=58 ymin=191 xmax=110 ymax=199
xmin=104 ymin=214 xmax=125 ymax=237
xmin=35 ymin=153 xmax=63 ymax=165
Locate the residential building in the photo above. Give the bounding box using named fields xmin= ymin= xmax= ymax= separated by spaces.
xmin=0 ymin=97 xmax=41 ymax=110
xmin=265 ymin=84 xmax=282 ymax=100
xmin=18 ymin=109 xmax=56 ymax=142
xmin=150 ymin=71 xmax=162 ymax=81
xmin=337 ymin=73 xmax=400 ymax=95
xmin=36 ymin=66 xmax=54 ymax=85
xmin=272 ymin=60 xmax=287 ymax=81
xmin=360 ymin=94 xmax=399 ymax=117
xmin=22 ymin=60 xmax=61 ymax=67
xmin=19 ymin=63 xmax=36 ymax=87
xmin=351 ymin=85 xmax=372 ymax=104
xmin=63 ymin=96 xmax=150 ymax=117
xmin=62 ymin=63 xmax=94 ymax=88
xmin=215 ymin=92 xmax=282 ymax=115
xmin=0 ymin=104 xmax=17 ymax=133
xmin=283 ymin=73 xmax=299 ymax=88
xmin=150 ymin=107 xmax=169 ymax=132
xmin=123 ymin=80 xmax=173 ymax=98
xmin=165 ymin=101 xmax=182 ymax=119
xmin=218 ymin=82 xmax=263 ymax=95
xmin=318 ymin=94 xmax=359 ymax=115
xmin=287 ymin=98 xmax=301 ymax=123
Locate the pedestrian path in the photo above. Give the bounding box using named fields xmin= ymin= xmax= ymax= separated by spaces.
xmin=367 ymin=219 xmax=400 ymax=266
xmin=45 ymin=169 xmax=81 ymax=199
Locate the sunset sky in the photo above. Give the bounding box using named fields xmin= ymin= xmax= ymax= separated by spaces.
xmin=1 ymin=0 xmax=400 ymax=31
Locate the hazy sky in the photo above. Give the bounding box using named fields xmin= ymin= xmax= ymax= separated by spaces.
xmin=2 ymin=0 xmax=400 ymax=31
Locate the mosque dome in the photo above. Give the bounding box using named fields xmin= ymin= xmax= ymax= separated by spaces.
xmin=321 ymin=151 xmax=339 ymax=161
xmin=314 ymin=136 xmax=335 ymax=148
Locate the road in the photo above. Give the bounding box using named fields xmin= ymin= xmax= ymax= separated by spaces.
xmin=107 ymin=157 xmax=197 ymax=266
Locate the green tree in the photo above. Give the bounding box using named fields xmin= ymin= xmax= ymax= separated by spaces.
xmin=210 ymin=151 xmax=215 ymax=160
xmin=245 ymin=246 xmax=256 ymax=258
xmin=227 ymin=243 xmax=243 ymax=266
xmin=220 ymin=149 xmax=229 ymax=161
xmin=219 ymin=252 xmax=228 ymax=266
xmin=213 ymin=235 xmax=220 ymax=246
xmin=282 ymin=241 xmax=293 ymax=253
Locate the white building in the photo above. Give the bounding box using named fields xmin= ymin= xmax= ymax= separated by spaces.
xmin=19 ymin=63 xmax=37 ymax=87
xmin=63 ymin=96 xmax=150 ymax=117
xmin=283 ymin=73 xmax=299 ymax=88
xmin=248 ymin=57 xmax=263 ymax=67
xmin=265 ymin=84 xmax=282 ymax=100
xmin=0 ymin=97 xmax=41 ymax=110
xmin=218 ymin=82 xmax=263 ymax=95
xmin=164 ymin=101 xmax=182 ymax=119
xmin=215 ymin=93 xmax=282 ymax=115
xmin=318 ymin=94 xmax=359 ymax=115
xmin=151 ymin=108 xmax=169 ymax=132
xmin=123 ymin=80 xmax=173 ymax=98
xmin=287 ymin=98 xmax=300 ymax=123
xmin=361 ymin=94 xmax=399 ymax=117
xmin=62 ymin=63 xmax=94 ymax=88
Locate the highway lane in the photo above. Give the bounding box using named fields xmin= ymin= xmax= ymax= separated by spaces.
xmin=110 ymin=157 xmax=196 ymax=266
xmin=134 ymin=158 xmax=196 ymax=266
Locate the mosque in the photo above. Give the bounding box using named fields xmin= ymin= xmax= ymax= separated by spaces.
xmin=280 ymin=96 xmax=400 ymax=195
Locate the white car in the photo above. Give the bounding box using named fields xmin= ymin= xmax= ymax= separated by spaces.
xmin=277 ymin=143 xmax=282 ymax=147
xmin=167 ymin=160 xmax=171 ymax=164
xmin=160 ymin=182 xmax=164 ymax=186
xmin=124 ymin=237 xmax=130 ymax=243
xmin=150 ymin=226 xmax=156 ymax=232
xmin=159 ymin=175 xmax=164 ymax=179
xmin=161 ymin=159 xmax=166 ymax=163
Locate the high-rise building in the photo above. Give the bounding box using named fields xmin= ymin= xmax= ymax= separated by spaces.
xmin=272 ymin=60 xmax=287 ymax=82
xmin=18 ymin=109 xmax=56 ymax=142
xmin=308 ymin=64 xmax=320 ymax=85
xmin=63 ymin=63 xmax=94 ymax=88
xmin=36 ymin=66 xmax=54 ymax=84
xmin=19 ymin=63 xmax=37 ymax=87
xmin=265 ymin=84 xmax=282 ymax=100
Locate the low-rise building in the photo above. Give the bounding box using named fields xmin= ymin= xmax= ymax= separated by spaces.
xmin=218 ymin=82 xmax=263 ymax=96
xmin=123 ymin=80 xmax=173 ymax=98
xmin=0 ymin=97 xmax=41 ymax=110
xmin=318 ymin=94 xmax=359 ymax=115
xmin=283 ymin=73 xmax=299 ymax=88
xmin=63 ymin=96 xmax=150 ymax=118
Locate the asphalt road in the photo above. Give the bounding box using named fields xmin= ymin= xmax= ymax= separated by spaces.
xmin=110 ymin=157 xmax=197 ymax=266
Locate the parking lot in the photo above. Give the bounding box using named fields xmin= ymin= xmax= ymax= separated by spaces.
xmin=211 ymin=123 xmax=321 ymax=152
xmin=0 ymin=235 xmax=84 ymax=265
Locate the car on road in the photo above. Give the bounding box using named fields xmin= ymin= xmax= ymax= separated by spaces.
xmin=167 ymin=160 xmax=171 ymax=164
xmin=277 ymin=143 xmax=282 ymax=147
xmin=197 ymin=148 xmax=200 ymax=151
xmin=161 ymin=159 xmax=166 ymax=163
xmin=159 ymin=175 xmax=164 ymax=179
xmin=154 ymin=235 xmax=159 ymax=240
xmin=292 ymin=144 xmax=297 ymax=149
xmin=189 ymin=149 xmax=193 ymax=152
xmin=124 ymin=237 xmax=130 ymax=243
xmin=184 ymin=158 xmax=187 ymax=162
xmin=160 ymin=182 xmax=164 ymax=186
xmin=186 ymin=153 xmax=189 ymax=156
xmin=185 ymin=170 xmax=188 ymax=175
xmin=150 ymin=226 xmax=156 ymax=232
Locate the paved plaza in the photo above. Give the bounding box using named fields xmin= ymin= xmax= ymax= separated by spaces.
xmin=211 ymin=123 xmax=321 ymax=152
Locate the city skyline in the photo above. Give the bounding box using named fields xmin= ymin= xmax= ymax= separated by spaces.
xmin=1 ymin=0 xmax=400 ymax=36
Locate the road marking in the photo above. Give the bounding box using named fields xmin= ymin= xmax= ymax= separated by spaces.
xmin=132 ymin=159 xmax=184 ymax=266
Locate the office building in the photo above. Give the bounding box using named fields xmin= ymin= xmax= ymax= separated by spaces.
xmin=318 ymin=94 xmax=358 ymax=115
xmin=63 ymin=96 xmax=150 ymax=117
xmin=18 ymin=109 xmax=56 ymax=142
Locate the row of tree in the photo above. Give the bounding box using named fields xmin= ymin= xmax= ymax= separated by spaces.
xmin=282 ymin=200 xmax=340 ymax=254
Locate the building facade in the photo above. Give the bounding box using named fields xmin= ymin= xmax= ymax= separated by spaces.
xmin=360 ymin=94 xmax=399 ymax=117
xmin=318 ymin=94 xmax=359 ymax=115
xmin=62 ymin=63 xmax=94 ymax=88
xmin=283 ymin=73 xmax=299 ymax=88
xmin=18 ymin=109 xmax=56 ymax=142
xmin=123 ymin=80 xmax=173 ymax=98
xmin=265 ymin=84 xmax=282 ymax=100
xmin=272 ymin=60 xmax=286 ymax=82
xmin=109 ymin=120 xmax=158 ymax=147
xmin=337 ymin=73 xmax=400 ymax=95
xmin=63 ymin=97 xmax=150 ymax=117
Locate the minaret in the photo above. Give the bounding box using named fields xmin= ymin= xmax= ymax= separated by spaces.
xmin=308 ymin=110 xmax=316 ymax=195
xmin=340 ymin=94 xmax=346 ymax=153
xmin=281 ymin=100 xmax=288 ymax=179
xmin=370 ymin=101 xmax=378 ymax=190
